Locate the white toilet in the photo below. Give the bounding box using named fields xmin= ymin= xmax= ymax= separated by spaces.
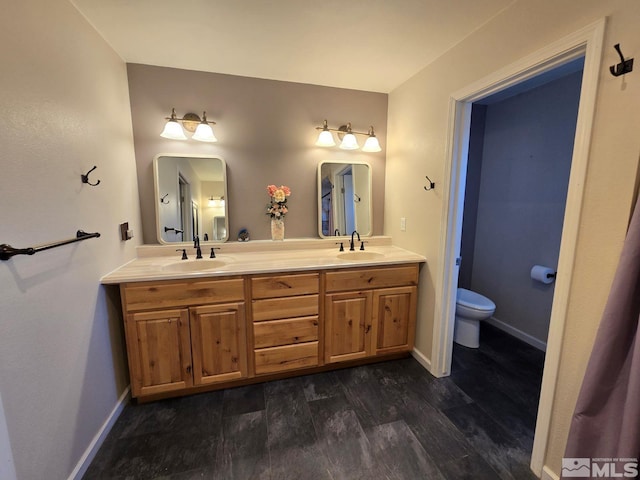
xmin=453 ymin=288 xmax=496 ymax=348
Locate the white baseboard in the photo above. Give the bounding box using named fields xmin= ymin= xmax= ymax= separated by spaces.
xmin=541 ymin=464 xmax=559 ymax=480
xmin=411 ymin=348 xmax=432 ymax=372
xmin=68 ymin=386 xmax=130 ymax=480
xmin=485 ymin=316 xmax=547 ymax=352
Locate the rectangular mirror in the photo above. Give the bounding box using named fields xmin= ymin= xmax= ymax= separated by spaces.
xmin=154 ymin=154 xmax=228 ymax=244
xmin=318 ymin=161 xmax=372 ymax=238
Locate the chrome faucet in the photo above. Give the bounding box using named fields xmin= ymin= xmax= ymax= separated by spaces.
xmin=350 ymin=230 xmax=360 ymax=251
xmin=194 ymin=236 xmax=202 ymax=259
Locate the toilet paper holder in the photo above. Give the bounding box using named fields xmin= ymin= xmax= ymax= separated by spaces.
xmin=531 ymin=265 xmax=557 ymax=284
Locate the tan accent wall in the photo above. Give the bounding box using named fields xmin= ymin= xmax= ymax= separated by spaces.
xmin=126 ymin=64 xmax=388 ymax=243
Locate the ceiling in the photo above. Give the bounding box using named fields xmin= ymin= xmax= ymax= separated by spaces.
xmin=71 ymin=0 xmax=513 ymax=93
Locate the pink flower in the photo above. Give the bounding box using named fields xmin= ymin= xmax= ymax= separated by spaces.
xmin=280 ymin=185 xmax=291 ymax=196
xmin=266 ymin=184 xmax=291 ymax=218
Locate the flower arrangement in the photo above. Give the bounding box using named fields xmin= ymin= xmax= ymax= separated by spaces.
xmin=266 ymin=184 xmax=291 ymax=219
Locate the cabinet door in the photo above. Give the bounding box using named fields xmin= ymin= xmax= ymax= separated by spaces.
xmin=325 ymin=291 xmax=372 ymax=363
xmin=126 ymin=309 xmax=193 ymax=398
xmin=190 ymin=303 xmax=247 ymax=385
xmin=372 ymin=286 xmax=417 ymax=354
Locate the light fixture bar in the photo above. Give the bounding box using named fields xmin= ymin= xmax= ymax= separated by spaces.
xmin=315 ymin=119 xmax=382 ymax=152
xmin=164 ymin=110 xmax=216 ymax=126
xmin=314 ymin=124 xmax=371 ymax=137
xmin=161 ymin=108 xmax=218 ymax=142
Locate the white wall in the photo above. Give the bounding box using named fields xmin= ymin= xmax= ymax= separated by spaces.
xmin=386 ymin=0 xmax=640 ymax=474
xmin=0 ymin=1 xmax=140 ymax=478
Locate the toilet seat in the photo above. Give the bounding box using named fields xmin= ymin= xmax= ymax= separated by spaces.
xmin=457 ymin=288 xmax=495 ymax=312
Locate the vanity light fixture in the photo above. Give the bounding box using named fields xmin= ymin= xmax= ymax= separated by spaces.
xmin=160 ymin=108 xmax=218 ymax=142
xmin=315 ymin=120 xmax=336 ymax=147
xmin=314 ymin=120 xmax=382 ymax=152
xmin=339 ymin=123 xmax=359 ymax=150
xmin=208 ymin=196 xmax=225 ymax=208
xmin=362 ymin=126 xmax=382 ymax=152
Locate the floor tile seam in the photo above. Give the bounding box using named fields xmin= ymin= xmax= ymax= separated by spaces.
xmin=307 ymin=395 xmax=379 ymax=477
xmin=298 ymin=385 xmax=341 ymax=475
xmin=263 ymin=387 xmax=325 ymax=462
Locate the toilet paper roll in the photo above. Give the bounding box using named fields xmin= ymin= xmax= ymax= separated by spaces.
xmin=531 ymin=265 xmax=556 ymax=284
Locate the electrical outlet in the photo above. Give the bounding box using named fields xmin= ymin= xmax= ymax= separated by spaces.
xmin=400 ymin=217 xmax=407 ymax=231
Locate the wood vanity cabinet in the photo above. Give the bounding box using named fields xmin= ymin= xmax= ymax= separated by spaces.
xmin=124 ymin=308 xmax=193 ymax=397
xmin=190 ymin=303 xmax=247 ymax=385
xmin=120 ymin=277 xmax=246 ymax=398
xmin=118 ymin=263 xmax=419 ymax=401
xmin=249 ymin=273 xmax=320 ymax=375
xmin=324 ymin=265 xmax=418 ymax=364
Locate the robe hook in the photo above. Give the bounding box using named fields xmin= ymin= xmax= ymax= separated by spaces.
xmin=609 ymin=43 xmax=634 ymax=77
xmin=424 ymin=175 xmax=435 ymax=191
xmin=81 ymin=166 xmax=100 ymax=186
xmin=160 ymin=193 xmax=170 ymax=204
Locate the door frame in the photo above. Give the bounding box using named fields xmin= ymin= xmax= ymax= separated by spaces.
xmin=430 ymin=19 xmax=605 ymax=476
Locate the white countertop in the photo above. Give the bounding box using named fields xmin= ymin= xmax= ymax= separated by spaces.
xmin=100 ymin=237 xmax=426 ymax=284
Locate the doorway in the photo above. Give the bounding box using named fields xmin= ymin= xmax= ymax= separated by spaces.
xmin=431 ymin=20 xmax=605 ymax=476
xmin=459 ymin=63 xmax=583 ymax=352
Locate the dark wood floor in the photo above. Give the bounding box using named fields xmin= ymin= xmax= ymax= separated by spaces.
xmin=84 ymin=324 xmax=545 ymax=479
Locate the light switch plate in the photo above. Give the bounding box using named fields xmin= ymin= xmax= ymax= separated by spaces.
xmin=400 ymin=217 xmax=407 ymax=231
xmin=120 ymin=222 xmax=133 ymax=241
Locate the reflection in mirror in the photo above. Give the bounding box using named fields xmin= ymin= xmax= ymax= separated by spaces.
xmin=154 ymin=154 xmax=228 ymax=244
xmin=318 ymin=161 xmax=371 ymax=238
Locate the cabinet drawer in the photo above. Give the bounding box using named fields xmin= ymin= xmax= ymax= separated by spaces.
xmin=252 ymin=295 xmax=318 ymax=322
xmin=123 ymin=278 xmax=244 ymax=312
xmin=251 ymin=273 xmax=319 ymax=299
xmin=253 ymin=316 xmax=318 ymax=349
xmin=254 ymin=342 xmax=318 ymax=375
xmin=325 ymin=265 xmax=419 ymax=293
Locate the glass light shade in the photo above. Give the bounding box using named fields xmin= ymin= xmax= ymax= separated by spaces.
xmin=208 ymin=197 xmax=225 ymax=207
xmin=339 ymin=133 xmax=359 ymax=150
xmin=362 ymin=136 xmax=382 ymax=152
xmin=192 ymin=122 xmax=218 ymax=142
xmin=160 ymin=120 xmax=187 ymax=140
xmin=316 ymin=130 xmax=336 ymax=147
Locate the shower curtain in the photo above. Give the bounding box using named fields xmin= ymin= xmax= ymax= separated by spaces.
xmin=563 ymin=193 xmax=640 ymax=472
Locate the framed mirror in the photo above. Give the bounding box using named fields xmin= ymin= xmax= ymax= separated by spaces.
xmin=154 ymin=154 xmax=228 ymax=244
xmin=317 ymin=161 xmax=372 ymax=238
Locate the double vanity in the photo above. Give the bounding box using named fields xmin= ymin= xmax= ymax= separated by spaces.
xmin=102 ymin=238 xmax=425 ymax=402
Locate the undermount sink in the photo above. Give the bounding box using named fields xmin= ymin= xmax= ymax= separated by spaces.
xmin=161 ymin=259 xmax=226 ymax=273
xmin=337 ymin=251 xmax=384 ymax=261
